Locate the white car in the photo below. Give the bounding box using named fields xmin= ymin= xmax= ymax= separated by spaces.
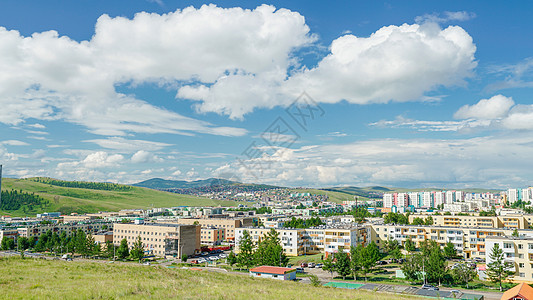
xmin=209 ymin=256 xmax=219 ymax=261
xmin=198 ymin=258 xmax=207 ymax=263
xmin=219 ymin=254 xmax=227 ymax=258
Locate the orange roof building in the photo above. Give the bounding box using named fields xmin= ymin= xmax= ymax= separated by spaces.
xmin=249 ymin=266 xmax=296 ymax=281
xmin=501 ymin=283 xmax=533 ymax=300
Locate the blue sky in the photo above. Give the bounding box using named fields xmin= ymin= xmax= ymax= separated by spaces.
xmin=1 ymin=1 xmax=533 ymax=188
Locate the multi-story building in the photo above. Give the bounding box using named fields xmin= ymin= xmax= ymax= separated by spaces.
xmin=200 ymin=227 xmax=225 ymax=245
xmin=408 ymin=214 xmax=529 ymax=229
xmin=16 ymin=221 xmax=111 ymax=239
xmin=485 ymin=235 xmax=533 ymax=284
xmin=234 ymin=225 xmax=369 ymax=257
xmin=370 ymin=223 xmax=516 ymax=260
xmin=113 ymin=222 xmax=200 ymax=258
xmin=172 ymin=217 xmax=254 ymax=241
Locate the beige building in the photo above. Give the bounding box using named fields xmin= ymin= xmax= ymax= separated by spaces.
xmin=485 ymin=235 xmax=533 ymax=284
xmin=234 ymin=225 xmax=369 ymax=257
xmin=408 ymin=213 xmax=529 ymax=229
xmin=172 ymin=217 xmax=254 ymax=241
xmin=113 ymin=223 xmax=200 ymax=258
xmin=17 ymin=222 xmax=110 ymax=239
xmin=200 ymin=227 xmax=225 ymax=245
xmin=370 ymin=223 xmax=517 ymax=259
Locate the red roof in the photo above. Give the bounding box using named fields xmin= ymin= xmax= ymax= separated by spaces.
xmin=502 ymin=283 xmax=533 ymax=300
xmin=250 ymin=266 xmax=295 ymax=275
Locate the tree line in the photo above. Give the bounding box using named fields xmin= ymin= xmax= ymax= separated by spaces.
xmin=284 ymin=217 xmax=324 ymax=228
xmin=31 ymin=177 xmax=133 ymax=192
xmin=0 ymin=189 xmax=48 ymax=211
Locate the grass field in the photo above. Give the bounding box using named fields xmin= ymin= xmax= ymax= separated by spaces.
xmin=1 ymin=178 xmax=244 ymax=217
xmin=288 ymin=253 xmax=324 ymax=265
xmin=0 ymin=257 xmax=419 ymax=299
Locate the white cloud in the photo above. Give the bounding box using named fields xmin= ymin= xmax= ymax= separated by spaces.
xmin=186 ymin=22 xmax=476 ymax=118
xmin=131 ymin=150 xmax=163 ymax=163
xmin=85 ymin=137 xmax=171 ymax=152
xmin=0 ymin=140 xmax=29 ymax=146
xmin=415 ymin=11 xmax=476 ymax=24
xmin=370 ymin=116 xmax=491 ymax=132
xmin=454 ymin=95 xmax=514 ymax=120
xmin=27 ymin=123 xmax=46 ymax=129
xmin=217 ymin=135 xmax=533 ymax=188
xmin=57 ymin=151 xmax=124 ymax=170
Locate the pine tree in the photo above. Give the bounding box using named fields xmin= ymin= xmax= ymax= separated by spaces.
xmin=237 ymin=230 xmax=255 ymax=270
xmin=487 ymin=243 xmax=515 ymax=291
xmin=335 ymin=251 xmax=351 ymax=280
xmin=117 ymin=238 xmax=130 ymax=260
xmin=130 ymin=236 xmax=144 ymax=262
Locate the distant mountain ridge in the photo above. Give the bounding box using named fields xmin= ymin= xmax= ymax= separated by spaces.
xmin=132 ymin=178 xmax=240 ymax=189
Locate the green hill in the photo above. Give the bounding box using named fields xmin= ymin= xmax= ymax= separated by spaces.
xmin=0 ymin=257 xmax=415 ymax=300
xmin=0 ymin=178 xmax=243 ymax=217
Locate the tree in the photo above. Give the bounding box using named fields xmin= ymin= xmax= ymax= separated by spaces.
xmin=1 ymin=237 xmax=15 ymax=250
xmin=384 ymin=239 xmax=403 ymax=260
xmin=360 ymin=242 xmax=381 ymax=280
xmin=322 ymin=255 xmax=335 ymax=279
xmin=74 ymin=229 xmax=87 ymax=256
xmin=130 ymin=236 xmax=144 ymax=262
xmin=350 ymin=245 xmax=362 ymax=280
xmin=237 ymin=230 xmax=255 ymax=270
xmin=254 ymin=229 xmax=288 ymax=267
xmin=404 ymin=237 xmax=416 ymax=253
xmin=424 ymin=216 xmax=434 ymax=226
xmin=226 ymin=251 xmax=237 ymax=270
xmin=105 ymin=241 xmax=116 ymax=259
xmin=452 ymin=262 xmax=477 ymax=288
xmin=17 ymin=236 xmax=30 ymax=251
xmin=487 ymin=243 xmax=515 ymax=291
xmin=411 ymin=217 xmax=425 ymax=225
xmin=443 ymin=241 xmax=457 ymax=259
xmin=426 ymin=243 xmax=447 ymax=285
xmin=401 ymin=253 xmax=422 ymax=283
xmin=512 ymin=229 xmax=519 ymax=237
xmin=117 ymin=238 xmax=130 ymax=260
xmin=181 ymin=254 xmax=188 ymax=262
xmin=335 ymin=251 xmax=351 ymax=280
xmin=309 ymin=274 xmax=321 ymax=287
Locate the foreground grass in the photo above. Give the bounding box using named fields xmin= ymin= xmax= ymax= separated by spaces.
xmin=1 ymin=178 xmax=244 ymax=216
xmin=0 ymin=257 xmax=419 ymax=299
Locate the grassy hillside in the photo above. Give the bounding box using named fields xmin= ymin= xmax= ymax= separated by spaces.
xmin=0 ymin=178 xmax=243 ymax=217
xmin=0 ymin=257 xmax=416 ymax=299
xmin=325 ymin=186 xmax=502 ymax=196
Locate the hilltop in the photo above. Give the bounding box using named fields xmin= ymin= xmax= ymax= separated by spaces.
xmin=133 ymin=177 xmax=281 ymax=190
xmin=0 ymin=178 xmax=243 ymax=217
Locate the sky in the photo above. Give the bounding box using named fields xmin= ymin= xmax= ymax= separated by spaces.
xmin=1 ymin=1 xmax=533 ymax=189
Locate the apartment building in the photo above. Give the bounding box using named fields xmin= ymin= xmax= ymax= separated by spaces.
xmin=16 ymin=222 xmax=111 ymax=239
xmin=370 ymin=223 xmax=515 ymax=260
xmin=234 ymin=225 xmax=368 ymax=257
xmin=408 ymin=214 xmax=529 ymax=229
xmin=485 ymin=235 xmax=533 ymax=284
xmin=200 ymin=227 xmax=225 ymax=245
xmin=173 ymin=217 xmax=254 ymax=241
xmin=113 ymin=222 xmax=200 ymax=258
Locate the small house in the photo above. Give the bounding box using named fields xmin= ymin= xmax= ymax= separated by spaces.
xmin=501 ymin=283 xmax=533 ymax=300
xmin=249 ymin=266 xmax=296 ymax=281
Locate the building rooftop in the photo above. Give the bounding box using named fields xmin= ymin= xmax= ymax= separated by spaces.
xmin=250 ymin=266 xmax=295 ymax=275
xmin=501 ymin=283 xmax=533 ymax=300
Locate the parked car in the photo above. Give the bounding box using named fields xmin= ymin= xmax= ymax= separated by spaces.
xmin=190 ymin=259 xmax=199 ymax=264
xmin=219 ymin=253 xmax=227 ymax=258
xmin=316 ymin=263 xmax=323 ymax=268
xmin=201 ymin=252 xmax=209 ymax=256
xmin=308 ymin=263 xmax=316 ymax=268
xmin=421 ymin=284 xmax=439 ymax=291
xmin=376 ymin=260 xmax=388 ymax=265
xmin=300 ymin=262 xmax=308 ymax=268
xmin=473 ymin=257 xmax=485 ymax=263
xmin=296 ymin=267 xmax=304 ymax=273
xmin=198 ymin=258 xmax=206 ymax=263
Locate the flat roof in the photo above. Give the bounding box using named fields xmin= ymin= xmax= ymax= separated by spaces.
xmin=250 ymin=266 xmax=295 ymax=275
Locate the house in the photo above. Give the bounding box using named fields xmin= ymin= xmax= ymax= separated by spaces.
xmin=249 ymin=266 xmax=296 ymax=281
xmin=501 ymin=283 xmax=533 ymax=300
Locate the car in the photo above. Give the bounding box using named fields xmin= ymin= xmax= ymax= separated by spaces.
xmin=198 ymin=258 xmax=206 ymax=263
xmin=449 ymin=289 xmax=461 ymax=294
xmin=219 ymin=253 xmax=227 ymax=258
xmin=296 ymin=267 xmax=304 ymax=273
xmin=376 ymin=260 xmax=388 ymax=265
xmin=421 ymin=284 xmax=439 ymax=291
xmin=473 ymin=257 xmax=485 ymax=263
xmin=316 ymin=263 xmax=323 ymax=268
xmin=308 ymin=263 xmax=316 ymax=268
xmin=201 ymin=252 xmax=209 ymax=256
xmin=209 ymin=256 xmax=219 ymax=261
xmin=190 ymin=259 xmax=199 ymax=264
xmin=300 ymin=263 xmax=308 ymax=268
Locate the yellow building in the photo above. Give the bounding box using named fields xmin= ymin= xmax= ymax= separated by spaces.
xmin=408 ymin=214 xmax=529 ymax=229
xmin=200 ymin=227 xmax=225 ymax=245
xmin=172 ymin=217 xmax=254 ymax=241
xmin=113 ymin=222 xmax=200 ymax=258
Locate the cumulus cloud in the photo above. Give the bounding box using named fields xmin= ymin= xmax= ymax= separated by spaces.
xmin=217 ymin=135 xmax=533 ymax=188
xmin=186 ymin=22 xmax=477 ymax=118
xmin=58 ymin=151 xmax=124 ymax=169
xmin=131 ymin=150 xmax=163 ymax=163
xmin=454 ymin=95 xmax=515 ymax=120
